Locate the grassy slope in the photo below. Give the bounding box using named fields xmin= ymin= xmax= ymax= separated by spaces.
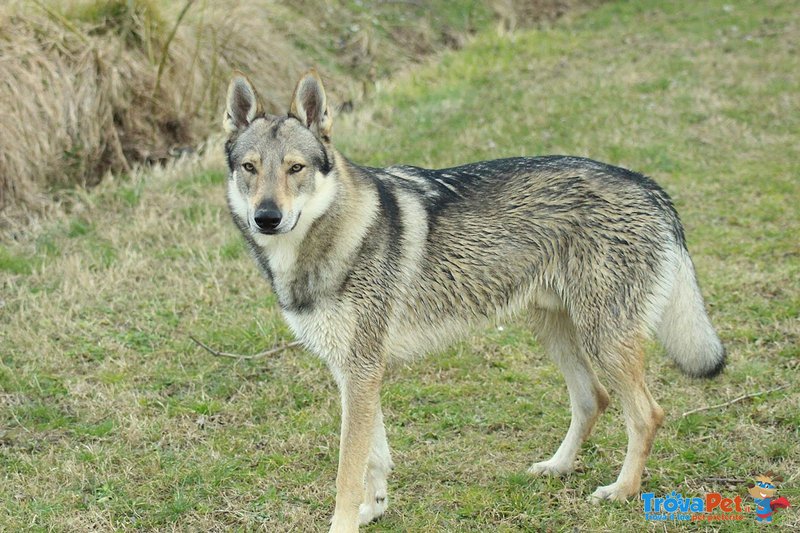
xmin=1 ymin=0 xmax=798 ymax=530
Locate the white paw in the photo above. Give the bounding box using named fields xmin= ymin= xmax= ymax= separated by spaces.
xmin=527 ymin=459 xmax=573 ymax=477
xmin=358 ymin=494 xmax=388 ymax=525
xmin=589 ymin=482 xmax=633 ymax=502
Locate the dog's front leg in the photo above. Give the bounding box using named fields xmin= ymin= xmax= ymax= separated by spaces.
xmin=329 ymin=370 xmax=383 ymax=533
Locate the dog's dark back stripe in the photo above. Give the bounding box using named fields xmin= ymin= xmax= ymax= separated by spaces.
xmin=373 ymin=176 xmax=404 ymax=268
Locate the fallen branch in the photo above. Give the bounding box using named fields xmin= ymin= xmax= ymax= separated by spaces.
xmin=189 ymin=335 xmax=301 ymax=360
xmin=702 ymin=477 xmax=747 ymax=485
xmin=681 ymin=384 xmax=788 ymax=417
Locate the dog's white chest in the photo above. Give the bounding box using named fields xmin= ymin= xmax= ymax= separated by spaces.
xmin=283 ymin=302 xmax=356 ymax=367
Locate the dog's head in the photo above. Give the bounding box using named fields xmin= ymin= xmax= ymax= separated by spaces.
xmin=224 ymin=70 xmax=336 ymax=238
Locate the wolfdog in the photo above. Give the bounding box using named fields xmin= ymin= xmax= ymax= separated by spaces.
xmin=223 ymin=69 xmax=725 ymax=532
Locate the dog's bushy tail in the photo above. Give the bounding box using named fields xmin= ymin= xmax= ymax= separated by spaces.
xmin=657 ymin=249 xmax=726 ymax=378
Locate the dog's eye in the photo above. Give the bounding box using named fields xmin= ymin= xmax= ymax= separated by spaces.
xmin=242 ymin=162 xmax=256 ymax=173
xmin=289 ymin=163 xmax=305 ymax=174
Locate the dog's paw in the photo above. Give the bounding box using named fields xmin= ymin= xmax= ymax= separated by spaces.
xmin=358 ymin=494 xmax=388 ymax=525
xmin=527 ymin=459 xmax=573 ymax=477
xmin=589 ymin=482 xmax=634 ymax=503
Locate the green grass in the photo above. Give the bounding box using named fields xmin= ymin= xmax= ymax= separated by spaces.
xmin=1 ymin=0 xmax=799 ymax=530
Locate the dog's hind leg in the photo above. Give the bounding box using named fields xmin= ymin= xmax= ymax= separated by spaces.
xmin=589 ymin=338 xmax=664 ymax=502
xmin=359 ymin=405 xmax=393 ymax=525
xmin=528 ymin=311 xmax=610 ymax=476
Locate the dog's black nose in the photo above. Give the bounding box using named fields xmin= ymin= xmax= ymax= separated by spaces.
xmin=254 ymin=201 xmax=282 ymax=233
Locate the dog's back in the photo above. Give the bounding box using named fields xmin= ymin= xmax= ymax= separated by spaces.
xmin=360 ymin=156 xmax=723 ymax=379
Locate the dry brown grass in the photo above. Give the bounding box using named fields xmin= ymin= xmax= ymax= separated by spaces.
xmin=0 ymin=0 xmax=366 ymax=228
xmin=491 ymin=0 xmax=603 ymax=32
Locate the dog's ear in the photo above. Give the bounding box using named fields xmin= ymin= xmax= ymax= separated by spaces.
xmin=224 ymin=73 xmax=261 ymax=134
xmin=289 ymin=69 xmax=332 ymax=141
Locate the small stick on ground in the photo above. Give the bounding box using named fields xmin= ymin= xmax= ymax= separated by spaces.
xmin=703 ymin=477 xmax=747 ymax=484
xmin=681 ymin=384 xmax=788 ymax=417
xmin=189 ymin=335 xmax=301 ymax=360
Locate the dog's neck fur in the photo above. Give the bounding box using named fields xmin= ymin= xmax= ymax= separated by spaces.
xmin=257 ymin=150 xmax=379 ymax=312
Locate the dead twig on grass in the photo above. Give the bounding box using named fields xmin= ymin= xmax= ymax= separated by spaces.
xmin=681 ymin=384 xmax=788 ymax=417
xmin=189 ymin=335 xmax=301 ymax=360
xmin=703 ymin=477 xmax=747 ymax=485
